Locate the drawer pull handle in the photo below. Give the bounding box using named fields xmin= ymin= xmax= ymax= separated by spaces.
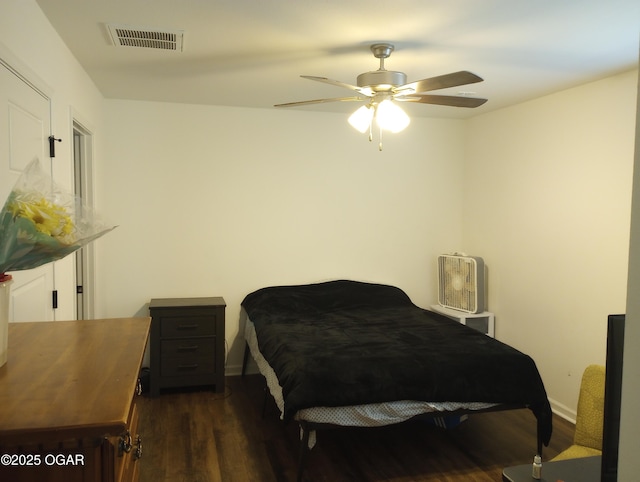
xmin=134 ymin=435 xmax=143 ymax=460
xmin=136 ymin=378 xmax=143 ymax=396
xmin=119 ymin=430 xmax=132 ymax=454
xmin=178 ymin=363 xmax=199 ymax=370
xmin=177 ymin=324 xmax=199 ymax=330
xmin=177 ymin=344 xmax=199 ymax=352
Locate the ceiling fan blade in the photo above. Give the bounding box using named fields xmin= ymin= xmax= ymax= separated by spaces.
xmin=395 ymin=71 xmax=483 ymax=95
xmin=301 ymin=76 xmax=374 ymax=96
xmin=274 ymin=96 xmax=366 ymax=107
xmin=398 ymin=94 xmax=488 ymax=108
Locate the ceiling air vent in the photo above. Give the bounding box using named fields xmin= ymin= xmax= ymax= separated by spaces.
xmin=106 ymin=24 xmax=184 ymax=51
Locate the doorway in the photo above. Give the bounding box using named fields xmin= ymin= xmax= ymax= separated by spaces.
xmin=73 ymin=121 xmax=96 ymax=320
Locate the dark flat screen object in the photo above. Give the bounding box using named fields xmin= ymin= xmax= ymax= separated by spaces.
xmin=601 ymin=314 xmax=625 ymax=482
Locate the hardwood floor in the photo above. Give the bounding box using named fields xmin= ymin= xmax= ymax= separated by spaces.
xmin=138 ymin=375 xmax=574 ymax=482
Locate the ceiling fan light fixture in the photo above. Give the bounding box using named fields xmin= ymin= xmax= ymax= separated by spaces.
xmin=276 ymin=42 xmax=487 ymax=149
xmin=348 ymin=105 xmax=374 ymax=133
xmin=376 ymin=99 xmax=410 ymax=133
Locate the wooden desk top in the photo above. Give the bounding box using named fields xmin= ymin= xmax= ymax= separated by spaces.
xmin=0 ymin=318 xmax=150 ymax=446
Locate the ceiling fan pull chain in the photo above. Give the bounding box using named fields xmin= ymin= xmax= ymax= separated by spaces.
xmin=379 ymin=127 xmax=384 ymax=151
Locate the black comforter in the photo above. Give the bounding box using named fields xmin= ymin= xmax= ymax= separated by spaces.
xmin=242 ymin=280 xmax=552 ymax=446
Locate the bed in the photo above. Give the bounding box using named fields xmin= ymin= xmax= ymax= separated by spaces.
xmin=241 ymin=280 xmax=552 ymax=479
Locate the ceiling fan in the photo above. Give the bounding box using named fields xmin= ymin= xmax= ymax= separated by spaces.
xmin=275 ymin=43 xmax=488 ymax=149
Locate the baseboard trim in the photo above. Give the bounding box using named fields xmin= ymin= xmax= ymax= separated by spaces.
xmin=549 ymin=397 xmax=577 ymax=424
xmin=224 ymin=361 xmax=259 ymax=377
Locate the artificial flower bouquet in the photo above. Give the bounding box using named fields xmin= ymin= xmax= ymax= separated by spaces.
xmin=0 ymin=159 xmax=116 ymax=279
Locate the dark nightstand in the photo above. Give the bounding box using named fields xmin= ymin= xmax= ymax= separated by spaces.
xmin=149 ymin=297 xmax=226 ymax=397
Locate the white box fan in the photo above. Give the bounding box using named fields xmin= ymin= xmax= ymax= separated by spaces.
xmin=437 ymin=254 xmax=485 ymax=314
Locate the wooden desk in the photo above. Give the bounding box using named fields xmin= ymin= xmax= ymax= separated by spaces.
xmin=0 ymin=318 xmax=150 ymax=482
xmin=502 ymin=455 xmax=601 ymax=482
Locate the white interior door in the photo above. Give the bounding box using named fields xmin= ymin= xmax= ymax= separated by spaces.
xmin=0 ymin=60 xmax=55 ymax=322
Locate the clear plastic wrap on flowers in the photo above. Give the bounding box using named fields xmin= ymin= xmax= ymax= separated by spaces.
xmin=0 ymin=159 xmax=116 ymax=274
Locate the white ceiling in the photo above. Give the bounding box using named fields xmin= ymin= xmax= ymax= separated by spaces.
xmin=35 ymin=0 xmax=639 ymax=119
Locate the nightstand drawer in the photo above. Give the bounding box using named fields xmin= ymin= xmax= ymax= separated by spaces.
xmin=159 ymin=313 xmax=217 ymax=337
xmin=160 ymin=337 xmax=215 ymax=357
xmin=161 ymin=356 xmax=216 ymax=377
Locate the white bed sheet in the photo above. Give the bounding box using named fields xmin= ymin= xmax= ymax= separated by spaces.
xmin=244 ymin=316 xmax=497 ymax=430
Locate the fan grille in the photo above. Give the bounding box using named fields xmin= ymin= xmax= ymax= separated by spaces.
xmin=437 ymin=254 xmax=485 ymax=313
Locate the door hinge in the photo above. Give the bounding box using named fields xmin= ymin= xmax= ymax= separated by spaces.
xmin=48 ymin=135 xmax=62 ymax=157
xmin=77 ymin=285 xmax=84 ymax=294
xmin=52 ymin=290 xmax=58 ymax=309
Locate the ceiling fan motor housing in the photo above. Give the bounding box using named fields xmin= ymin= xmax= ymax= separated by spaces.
xmin=275 ymin=41 xmax=487 ymax=111
xmin=357 ymin=70 xmax=407 ymax=91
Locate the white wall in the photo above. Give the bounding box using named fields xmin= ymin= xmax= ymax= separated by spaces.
xmin=0 ymin=0 xmax=105 ymax=320
xmin=99 ymin=100 xmax=466 ymax=370
xmin=463 ymin=70 xmax=638 ymax=419
xmin=619 ymin=57 xmax=640 ymax=482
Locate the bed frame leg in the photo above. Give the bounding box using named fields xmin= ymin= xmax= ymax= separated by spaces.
xmin=297 ymin=422 xmax=310 ymax=482
xmin=537 ymin=426 xmax=543 ymax=458
xmin=262 ymin=385 xmax=269 ymax=418
xmin=242 ymin=342 xmax=250 ymax=377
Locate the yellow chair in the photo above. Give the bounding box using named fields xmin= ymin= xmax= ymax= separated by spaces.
xmin=552 ymin=364 xmax=605 ymax=461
